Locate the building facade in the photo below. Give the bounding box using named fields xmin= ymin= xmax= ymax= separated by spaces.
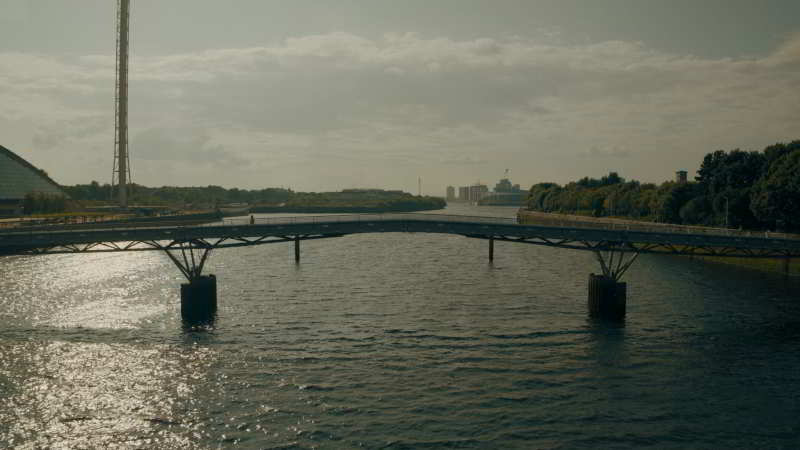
xmin=467 ymin=184 xmax=488 ymax=203
xmin=0 ymin=144 xmax=65 ymax=215
xmin=446 ymin=186 xmax=456 ymax=201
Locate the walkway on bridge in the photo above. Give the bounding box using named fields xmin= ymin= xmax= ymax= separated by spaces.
xmin=1 ymin=213 xmax=798 ymax=323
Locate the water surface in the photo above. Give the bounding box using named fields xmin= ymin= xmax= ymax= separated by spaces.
xmin=1 ymin=204 xmax=799 ymax=448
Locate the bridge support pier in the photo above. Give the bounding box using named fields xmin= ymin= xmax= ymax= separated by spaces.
xmin=181 ymin=274 xmax=217 ymax=324
xmin=587 ymin=247 xmax=638 ymax=320
xmin=588 ymin=274 xmax=626 ymax=320
xmin=162 ymin=240 xmax=218 ymax=326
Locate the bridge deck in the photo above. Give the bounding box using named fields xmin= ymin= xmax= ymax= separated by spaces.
xmin=0 ymin=213 xmax=798 ymax=258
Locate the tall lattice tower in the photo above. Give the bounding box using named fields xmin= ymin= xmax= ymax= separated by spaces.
xmin=111 ymin=0 xmax=131 ymax=207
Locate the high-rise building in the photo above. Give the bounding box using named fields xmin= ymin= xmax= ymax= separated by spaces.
xmin=446 ymin=186 xmax=456 ymax=201
xmin=458 ymin=186 xmax=469 ymax=202
xmin=468 ymin=184 xmax=489 ymax=202
xmin=676 ymin=170 xmax=688 ymax=184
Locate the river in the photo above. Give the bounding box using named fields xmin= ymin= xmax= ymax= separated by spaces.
xmin=1 ymin=204 xmax=799 ymax=449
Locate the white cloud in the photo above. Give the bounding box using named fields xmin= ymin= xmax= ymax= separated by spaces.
xmin=0 ymin=32 xmax=798 ymax=192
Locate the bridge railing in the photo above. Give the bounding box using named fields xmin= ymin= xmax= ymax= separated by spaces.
xmin=0 ymin=213 xmax=514 ymax=235
xmin=218 ymin=213 xmax=518 ymax=227
xmin=2 ymin=211 xmax=799 ymax=243
xmin=515 ymin=212 xmax=800 ymax=241
xmin=217 ymin=213 xmax=798 ymax=240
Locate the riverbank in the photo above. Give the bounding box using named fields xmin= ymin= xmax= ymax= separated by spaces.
xmin=517 ymin=209 xmax=799 ymax=277
xmin=694 ymin=255 xmax=799 ymax=277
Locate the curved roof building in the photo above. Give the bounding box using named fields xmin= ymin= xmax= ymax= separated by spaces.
xmin=0 ymin=144 xmax=65 ymax=200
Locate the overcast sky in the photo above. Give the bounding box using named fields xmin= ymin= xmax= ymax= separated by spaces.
xmin=2 ymin=0 xmax=798 ymax=195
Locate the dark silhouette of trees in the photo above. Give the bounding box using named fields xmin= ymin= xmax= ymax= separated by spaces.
xmin=61 ymin=183 xmax=445 ymax=212
xmin=525 ymin=140 xmax=800 ymax=231
xmin=23 ymin=192 xmax=67 ymax=214
xmin=63 ymin=183 xmax=293 ymax=206
xmin=750 ymin=141 xmax=800 ymax=230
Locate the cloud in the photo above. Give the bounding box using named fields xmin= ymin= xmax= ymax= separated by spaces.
xmin=584 ymin=146 xmax=631 ymax=158
xmin=0 ymin=32 xmax=798 ymax=191
xmin=439 ymin=154 xmax=488 ymax=165
xmin=132 ymin=127 xmax=246 ymax=167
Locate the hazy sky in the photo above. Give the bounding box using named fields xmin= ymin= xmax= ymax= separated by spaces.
xmin=2 ymin=0 xmax=799 ymax=195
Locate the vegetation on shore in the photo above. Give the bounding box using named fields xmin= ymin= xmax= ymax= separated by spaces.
xmin=22 ymin=192 xmax=69 ymax=214
xmin=57 ymin=184 xmax=445 ymax=213
xmin=62 ymin=183 xmax=292 ymax=206
xmin=526 ymin=140 xmax=800 ymax=232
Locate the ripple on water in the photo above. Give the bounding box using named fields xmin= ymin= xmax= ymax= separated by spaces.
xmin=2 ymin=206 xmax=800 ymax=448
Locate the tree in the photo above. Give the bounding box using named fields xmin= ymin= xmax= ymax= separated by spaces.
xmin=601 ymin=171 xmax=623 ymax=186
xmin=750 ymin=144 xmax=800 ymax=230
xmin=679 ymin=196 xmax=712 ymax=225
xmin=22 ymin=192 xmax=67 ymax=214
xmin=655 ymin=182 xmax=695 ymax=223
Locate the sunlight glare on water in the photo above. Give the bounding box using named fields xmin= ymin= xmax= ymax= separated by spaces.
xmin=1 ymin=205 xmax=799 ymax=448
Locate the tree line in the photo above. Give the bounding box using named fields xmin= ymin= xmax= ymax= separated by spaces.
xmin=22 ymin=192 xmax=68 ymax=214
xmin=61 ymin=183 xmax=445 ymax=210
xmin=525 ymin=140 xmax=800 ymax=232
xmin=62 ymin=182 xmax=293 ymax=206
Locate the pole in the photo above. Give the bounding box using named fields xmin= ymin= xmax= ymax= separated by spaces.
xmin=489 ymin=237 xmax=494 ymax=262
xmin=294 ymin=236 xmax=300 ymax=263
xmin=116 ymin=0 xmax=130 ymax=208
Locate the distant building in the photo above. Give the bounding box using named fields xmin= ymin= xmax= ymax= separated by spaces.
xmin=468 ymin=184 xmax=489 ymax=203
xmin=446 ymin=186 xmax=456 ymax=201
xmin=458 ymin=186 xmax=469 ymax=202
xmin=0 ymin=144 xmax=66 ymax=215
xmin=480 ymin=177 xmax=527 ymax=206
xmin=675 ymin=170 xmax=688 ymax=184
xmin=494 ymin=178 xmax=522 ymax=193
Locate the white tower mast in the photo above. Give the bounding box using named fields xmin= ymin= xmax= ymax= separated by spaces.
xmin=111 ymin=0 xmax=131 ymax=207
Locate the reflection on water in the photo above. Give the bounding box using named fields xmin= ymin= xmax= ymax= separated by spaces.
xmin=0 ymin=338 xmax=217 ymax=448
xmin=1 ymin=204 xmax=799 ymax=448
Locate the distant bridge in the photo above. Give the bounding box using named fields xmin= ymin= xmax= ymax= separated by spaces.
xmin=1 ymin=213 xmax=797 ymax=322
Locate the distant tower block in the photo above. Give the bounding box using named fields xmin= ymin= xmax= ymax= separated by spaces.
xmin=675 ymin=170 xmax=688 ymax=184
xmin=111 ymin=0 xmax=132 ymax=207
xmin=446 ymin=186 xmax=455 ymax=201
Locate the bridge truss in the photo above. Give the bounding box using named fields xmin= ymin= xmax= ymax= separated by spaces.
xmin=3 ymin=234 xmax=342 ymax=281
xmin=465 ymin=233 xmax=795 ymax=281
xmin=1 ymin=215 xmax=797 ymax=283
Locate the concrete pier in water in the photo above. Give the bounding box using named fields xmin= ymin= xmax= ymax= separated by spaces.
xmin=181 ymin=274 xmax=217 ymax=324
xmin=588 ymin=273 xmax=626 ymax=320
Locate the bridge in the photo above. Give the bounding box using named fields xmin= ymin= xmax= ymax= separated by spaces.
xmin=1 ymin=213 xmax=798 ymax=323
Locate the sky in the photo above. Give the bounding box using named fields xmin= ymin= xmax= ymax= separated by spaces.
xmin=1 ymin=0 xmax=799 ymax=196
